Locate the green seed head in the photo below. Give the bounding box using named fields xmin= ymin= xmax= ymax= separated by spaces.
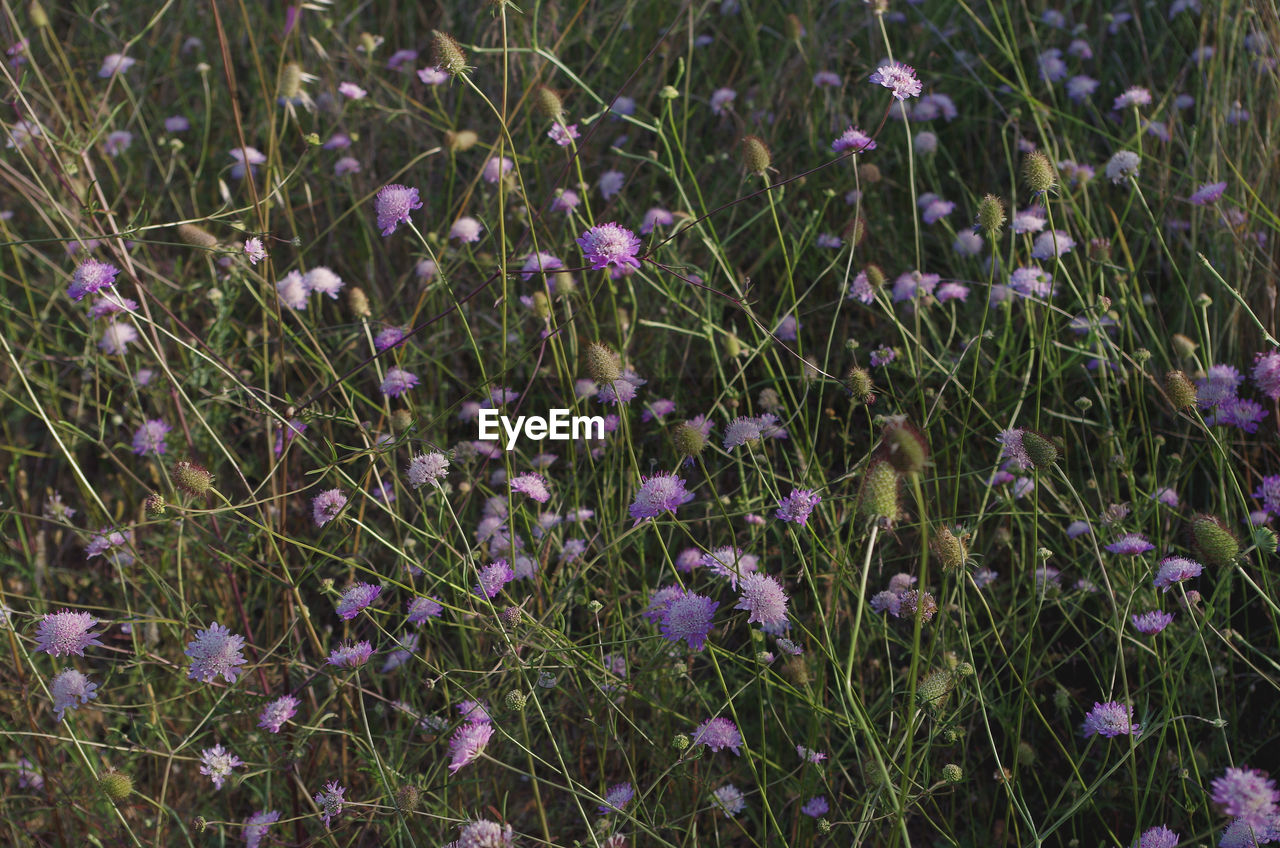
xmin=586 ymin=341 xmax=623 ymax=385
xmin=916 ymin=667 xmax=955 ymax=710
xmin=505 ymin=690 xmax=528 ymax=711
xmin=673 ymin=422 xmax=708 ymax=460
xmin=533 ymin=85 xmax=564 ymax=121
xmin=1022 ymin=150 xmax=1056 ymax=193
xmin=1192 ymin=513 xmax=1239 ymax=567
xmin=858 ymin=459 xmax=900 ymax=524
xmin=173 ymin=460 xmax=213 ymax=497
xmin=977 ymin=194 xmax=1006 ymax=235
xmin=931 ymin=527 xmax=969 ymax=572
xmin=430 ymin=30 xmax=468 ymax=76
xmin=1022 ymin=430 xmax=1059 ymax=468
xmin=845 ymin=366 xmax=874 ymax=403
xmin=100 ymin=771 xmax=133 ymax=802
xmin=741 ymin=135 xmax=772 ymax=176
xmin=882 ymin=418 xmax=928 ymax=475
xmin=942 ymin=763 xmax=963 ymax=783
xmin=1165 ymin=370 xmax=1198 ymax=410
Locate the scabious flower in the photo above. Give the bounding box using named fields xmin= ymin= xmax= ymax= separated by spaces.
xmin=448 ymin=721 xmax=495 ymax=773
xmin=869 ymin=61 xmax=923 ymax=100
xmin=551 ymin=188 xmax=580 ymax=213
xmin=735 ymin=572 xmax=789 ymax=628
xmin=335 ymin=582 xmax=381 ymax=620
xmin=548 ymin=122 xmax=580 ymax=146
xmin=1191 ymin=181 xmax=1228 ymax=206
xmin=1210 ymin=397 xmax=1268 ymax=433
xmin=327 ymin=640 xmax=374 ymax=669
xmin=511 ymin=473 xmax=551 ymax=503
xmin=243 ymin=810 xmax=280 ymax=848
xmin=519 ymin=252 xmax=564 ymax=282
xmin=131 ymin=419 xmax=172 ymax=455
xmin=50 ymin=669 xmax=98 ymax=721
xmin=598 ymin=782 xmax=635 ymax=814
xmin=712 ymin=784 xmax=745 ymax=817
xmin=229 ymin=146 xmax=266 ymax=179
xmin=640 ymin=207 xmax=674 ymax=234
xmin=16 ymin=758 xmax=42 ymax=790
xmin=185 ymin=622 xmax=248 ymax=684
xmin=455 ymin=820 xmax=514 ymax=847
xmin=1106 ymin=533 xmax=1155 ymax=555
xmin=870 ymin=345 xmax=896 ymax=367
xmin=1252 ymin=351 xmax=1280 ymax=400
xmin=660 ymin=591 xmax=718 ymax=650
xmin=258 ymin=694 xmax=299 ymax=733
xmin=312 ymin=489 xmax=348 ymax=526
xmin=1132 ymin=610 xmax=1174 ymax=634
xmin=578 ymin=222 xmax=643 ymax=277
xmin=407 ymin=452 xmax=449 ymax=489
xmin=709 ymin=87 xmax=737 ymax=115
xmin=35 ymin=610 xmax=105 ymax=657
xmin=1114 ymin=86 xmax=1153 ymax=109
xmin=338 ymin=81 xmax=366 ymax=99
xmin=98 ymin=53 xmax=137 ymax=77
xmin=474 ymin=560 xmax=515 ymax=599
xmin=304 ymin=266 xmax=344 ymax=299
xmin=1136 ymin=825 xmax=1179 ymax=848
xmin=68 ymin=258 xmax=120 ymax=302
xmin=692 ymin=716 xmax=742 ymax=754
xmin=314 ymin=781 xmax=346 ymax=828
xmin=405 ymin=597 xmax=443 ymax=626
xmin=380 ymin=367 xmax=420 ymax=398
xmin=1082 ymin=700 xmax=1141 ymax=738
xmin=776 ymin=488 xmax=821 ymax=526
xmin=1212 ymin=768 xmax=1280 ymax=829
xmin=723 ymin=416 xmax=766 ymax=449
xmin=1153 ymin=556 xmax=1203 ymax=591
xmin=198 ymin=744 xmax=243 ymax=789
xmin=628 ymin=472 xmax=694 ymax=524
xmin=1106 ymin=150 xmax=1141 ymax=183
xmin=243 ymin=237 xmax=267 ymax=264
xmin=276 ymin=271 xmax=308 ymax=310
xmin=417 ymin=65 xmax=448 ymax=84
xmin=802 ymin=796 xmax=830 ymax=818
xmin=450 ymin=216 xmax=484 ymax=243
xmin=1031 ymin=230 xmax=1076 ymax=260
xmin=832 ymin=126 xmax=876 ymax=153
xmin=483 ymin=156 xmax=513 ymax=183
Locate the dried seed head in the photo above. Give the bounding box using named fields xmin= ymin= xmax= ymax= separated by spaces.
xmin=858 ymin=162 xmax=882 ymax=183
xmin=279 ymin=62 xmax=304 ymax=101
xmin=977 ymin=194 xmax=1006 ymax=235
xmin=1022 ymin=151 xmax=1056 ymax=193
xmin=741 ymin=135 xmax=772 ymax=176
xmin=173 ymin=460 xmax=213 ymax=497
xmin=1165 ymin=369 xmax=1197 ymax=410
xmin=1191 ymin=513 xmax=1238 ymax=567
xmin=446 ymin=129 xmax=479 ymax=152
xmin=176 ymin=223 xmax=218 ymax=249
xmin=864 ymin=264 xmax=887 ymax=292
xmin=533 ymin=85 xmax=565 ymax=121
xmin=430 ymin=30 xmax=468 ymax=76
xmin=349 ymin=286 xmax=371 ymax=318
xmin=390 ymin=409 xmax=413 ymax=432
xmin=673 ymin=423 xmax=708 ymax=459
xmin=858 ymin=458 xmax=900 ymax=524
xmin=586 ymin=341 xmax=623 ymax=384
xmin=100 ymin=771 xmax=133 ymax=802
xmin=931 ymin=527 xmax=969 ymax=571
xmin=1171 ymin=333 xmax=1199 ymax=359
xmin=882 ymin=418 xmax=928 ymax=475
xmin=394 ymin=784 xmax=421 ymax=811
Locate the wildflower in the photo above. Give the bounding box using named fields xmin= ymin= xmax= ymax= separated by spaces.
xmin=338 ymin=81 xmax=366 ymax=99
xmin=1153 ymin=556 xmax=1203 ymax=591
xmin=1114 ymin=86 xmax=1153 ymax=109
xmin=417 ymin=65 xmax=448 ymax=84
xmin=712 ymin=784 xmax=745 ymax=817
xmin=802 ymin=796 xmax=830 ymax=818
xmin=68 ymin=258 xmax=121 ymax=302
xmin=1106 ymin=533 xmax=1155 ymax=555
xmin=450 ymin=216 xmax=484 ymax=243
xmin=936 ymin=281 xmax=970 ymax=302
xmin=228 ymin=146 xmax=266 ymax=179
xmin=1190 ymin=181 xmax=1227 ymax=205
xmin=314 ymin=781 xmax=346 ymax=828
xmin=1210 ymin=397 xmax=1267 ymax=433
xmin=519 ymin=252 xmax=564 ymax=282
xmin=474 ymin=560 xmax=515 ymax=599
xmin=276 ymin=271 xmax=308 ymax=310
xmin=98 ymin=53 xmax=137 ymax=77
xmin=1106 ymin=150 xmax=1141 ymax=183
xmin=131 ymin=419 xmax=172 ymax=456
xmin=483 ymin=156 xmax=513 ymax=183
xmin=243 ymin=810 xmax=280 ymax=848
xmin=702 ymin=547 xmax=759 ymax=587
xmin=304 ymin=266 xmax=343 ymax=299
xmin=49 ymin=669 xmax=98 ymax=721
xmin=35 ymin=610 xmax=105 ymax=657
xmin=448 ymin=721 xmax=495 ymax=773
xmin=1081 ymin=700 xmax=1141 ymax=738
xmin=1198 ymin=365 xmax=1244 ymax=408
xmin=335 ymin=582 xmax=381 ymax=620
xmin=198 ymin=744 xmax=242 ymax=789
xmin=312 ymin=489 xmax=347 ymax=526
xmin=922 ymin=198 xmax=955 ymax=224
xmin=817 ymin=232 xmax=843 ymax=248
xmin=103 ymin=130 xmax=132 ymax=156
xmin=1038 ymin=49 xmax=1068 ymax=82
xmin=1032 ymin=230 xmax=1076 ymax=260
xmin=660 ymin=591 xmax=718 ymax=650
xmin=380 ymin=367 xmax=420 ymax=398
xmin=1252 ymin=352 xmax=1280 ymax=400
xmin=185 ymin=622 xmax=248 ymax=684
xmin=511 ymin=473 xmax=551 ymax=503
xmin=327 ymin=640 xmax=374 ymax=669
xmin=16 ymin=758 xmax=42 ymax=790
xmin=455 ymin=820 xmax=514 ymax=847
xmin=598 ymin=782 xmax=634 ymax=814
xmin=551 ymin=188 xmax=580 ymax=213
xmin=258 ymin=694 xmax=299 ymax=733
xmin=1211 ymin=767 xmax=1280 ymax=829
xmin=870 ymin=345 xmax=896 ymax=367
xmin=776 ymin=488 xmax=821 ymax=526
xmin=628 ymin=472 xmax=694 ymax=524
xmin=243 ymin=238 xmax=267 ymax=264
xmin=735 ymin=572 xmax=789 ymax=628
xmin=709 ymin=87 xmax=736 ymax=115
xmin=898 ymin=589 xmax=938 ymax=622
xmin=832 ymin=126 xmax=876 ymax=153
xmin=797 ymin=745 xmax=827 ymax=764
xmin=548 ymin=122 xmax=579 ymax=146
xmin=640 ymin=207 xmax=674 ymax=235
xmin=869 ymin=61 xmax=923 ymax=100
xmin=407 ymin=452 xmax=449 ymax=489
xmin=374 ymin=184 xmax=422 ymax=237
xmin=407 ymin=596 xmax=444 ymax=624
xmin=1218 ymin=817 xmax=1278 ymax=848
xmin=692 ymin=717 xmax=742 ymax=754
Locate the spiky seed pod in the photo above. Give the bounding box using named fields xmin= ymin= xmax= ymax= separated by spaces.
xmin=1022 ymin=430 xmax=1059 ymax=468
xmin=348 ymin=286 xmax=371 ymax=318
xmin=430 ymin=30 xmax=468 ymax=76
xmin=553 ymin=271 xmax=576 ymax=294
xmin=1171 ymin=333 xmax=1199 ymax=359
xmin=394 ymin=784 xmax=421 ymax=811
xmin=1165 ymin=370 xmax=1198 ymax=410
xmin=899 ymin=589 xmax=937 ymax=622
xmin=175 ymin=223 xmax=218 ymax=249
xmin=144 ymin=493 xmax=166 ymax=516
xmin=1022 ymin=151 xmax=1056 ymax=193
xmin=845 ymin=366 xmax=874 ymax=403
xmin=100 ymin=771 xmax=133 ymax=802
xmin=741 ymin=135 xmax=772 ymax=176
xmin=446 ymin=129 xmax=479 ymax=152
xmin=858 ymin=458 xmax=900 ymax=524
xmin=931 ymin=527 xmax=969 ymax=571
xmin=916 ymin=667 xmax=955 ymax=710
xmin=977 ymin=194 xmax=1006 ymax=235
xmin=864 ymin=264 xmax=887 ymax=293
xmin=1191 ymin=513 xmax=1238 ymax=567
xmin=505 ymin=690 xmax=528 ymax=711
xmin=533 ymin=85 xmax=565 ymax=121
xmin=586 ymin=342 xmax=623 ymax=384
xmin=882 ymin=418 xmax=928 ymax=475
xmin=673 ymin=423 xmax=708 ymax=460
xmin=842 ymin=215 xmax=868 ymax=247
xmin=782 ymin=657 xmax=810 ymax=686
xmin=279 ymin=62 xmax=304 ymax=101
xmin=173 ymin=460 xmax=213 ymax=497
xmin=942 ymin=764 xmax=963 ymax=783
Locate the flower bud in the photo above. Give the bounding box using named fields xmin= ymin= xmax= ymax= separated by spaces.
xmin=1022 ymin=430 xmax=1059 ymax=468
xmin=931 ymin=527 xmax=969 ymax=571
xmin=942 ymin=763 xmax=963 ymax=783
xmin=977 ymin=194 xmax=1006 ymax=235
xmin=1192 ymin=513 xmax=1238 ymax=567
xmin=1165 ymin=370 xmax=1197 ymax=410
xmin=1171 ymin=333 xmax=1198 ymax=359
xmin=1022 ymin=150 xmax=1056 ymax=193
xmin=741 ymin=135 xmax=772 ymax=176
xmin=176 ymin=223 xmax=218 ymax=249
xmin=430 ymin=30 xmax=468 ymax=76
xmin=145 ymin=493 xmax=166 ymax=516
xmin=533 ymin=85 xmax=564 ymax=121
xmin=173 ymin=460 xmax=213 ymax=497
xmin=505 ymin=690 xmax=528 ymax=711
xmin=349 ymin=286 xmax=371 ymax=318
xmin=29 ymin=1 xmax=49 ymax=27
xmin=586 ymin=341 xmax=623 ymax=384
xmin=446 ymin=129 xmax=479 ymax=152
xmin=672 ymin=733 xmax=690 ymax=750
xmin=858 ymin=162 xmax=882 ymax=184
xmin=845 ymin=366 xmax=874 ymax=403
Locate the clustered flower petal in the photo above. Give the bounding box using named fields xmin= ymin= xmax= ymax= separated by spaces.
xmin=577 ymin=223 xmax=643 ymax=278
xmin=258 ymin=694 xmax=300 ymax=733
xmin=375 ymin=184 xmax=422 ymax=236
xmin=691 ymin=716 xmax=742 ymax=754
xmin=35 ymin=610 xmax=105 ymax=657
xmin=335 ymin=582 xmax=382 ymax=620
xmin=185 ymin=622 xmax=248 ymax=684
xmin=1082 ymin=700 xmax=1141 ymax=738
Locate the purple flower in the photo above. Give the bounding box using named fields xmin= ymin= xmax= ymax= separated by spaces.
xmin=870 ymin=345 xmax=896 ymax=367
xmin=407 ymin=452 xmax=449 ymax=489
xmin=645 ymin=585 xmax=687 ymax=623
xmin=627 ymin=470 xmax=695 ymax=525
xmin=551 ymin=189 xmax=580 ymax=214
xmin=198 ymin=744 xmax=243 ymax=789
xmin=832 ymin=126 xmax=876 ymax=153
xmin=702 ymin=547 xmax=759 ymax=587
xmin=640 ymin=207 xmax=674 ymax=234
xmin=598 ymin=782 xmax=634 ymax=814
xmin=712 ymin=784 xmax=745 ymax=817
xmin=474 ymin=560 xmax=515 ymax=599
xmin=869 ymin=61 xmax=923 ymax=100
xmin=386 ymin=49 xmax=418 ymax=71
xmin=454 ymin=821 xmax=514 ymax=847
xmin=417 ymin=66 xmax=448 ymax=85
xmin=801 ymin=796 xmax=829 ymax=818
xmin=1131 ymin=610 xmax=1174 ymax=634
xmin=1252 ymin=351 xmax=1280 ymax=400
xmin=312 ymin=489 xmax=348 ymax=526
xmin=131 ymin=419 xmax=172 ymax=455
xmin=380 ymin=367 xmax=420 ymax=398
xmin=185 ymin=622 xmax=248 ymax=684
xmin=447 ymin=721 xmax=495 ymax=773
xmin=1209 ymin=397 xmax=1267 ymax=432
xmin=304 ymin=266 xmax=344 ymax=299
xmin=519 ymin=252 xmax=564 ymax=281
xmin=1082 ymin=700 xmax=1141 ymax=738
xmin=243 ymin=810 xmax=280 ymax=848
xmin=548 ymin=122 xmax=580 ymax=146
xmin=327 ymin=640 xmax=373 ymax=669
xmin=922 ymin=199 xmax=955 ymax=225
xmin=449 ymin=216 xmax=484 ymax=243
xmin=692 ymin=716 xmax=742 ymax=754
xmin=483 ymin=156 xmax=513 ymax=183
xmin=1195 ymin=365 xmax=1242 ymax=407
xmin=49 ymin=669 xmax=98 ymax=721
xmin=259 ymin=694 xmax=299 ymax=733
xmin=373 ymin=326 xmax=406 ymax=352
xmin=813 ymin=70 xmax=841 ymax=87
xmin=776 ymin=488 xmax=821 ymax=526
xmin=1211 ymin=767 xmax=1280 ymax=829
xmin=335 ymin=582 xmax=381 ymax=620
xmin=457 ymin=699 xmax=492 ymax=723
xmin=1031 ymin=229 xmax=1076 ymax=259
xmin=577 ymin=223 xmax=643 ymax=277
xmin=1114 ymin=86 xmax=1153 ymax=109
xmin=709 ymin=87 xmax=736 ymax=115
xmin=314 ymin=780 xmax=346 ymax=828
xmin=1105 ymin=533 xmax=1155 ymax=555
xmin=1191 ymin=181 xmax=1228 ymax=205
xmin=374 ymin=184 xmax=422 ymax=236
xmin=68 ymin=259 xmax=120 ymax=301
xmin=511 ymin=472 xmax=551 ymax=503
xmin=98 ymin=53 xmax=137 ymax=77
xmin=35 ymin=610 xmax=105 ymax=657
xmin=735 ymin=572 xmax=789 ymax=628
xmin=338 ymin=81 xmax=366 ymax=99
xmin=243 ymin=238 xmax=266 ymax=264
xmin=1106 ymin=150 xmax=1142 ymax=183
xmin=1136 ymin=825 xmax=1179 ymax=848
xmin=660 ymin=591 xmax=718 ymax=650
xmin=407 ymin=596 xmax=444 ymax=623
xmin=1153 ymin=556 xmax=1203 ymax=591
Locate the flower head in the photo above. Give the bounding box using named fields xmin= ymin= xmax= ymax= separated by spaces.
xmin=448 ymin=721 xmax=495 ymax=773
xmin=474 ymin=560 xmax=515 ymax=599
xmin=68 ymin=259 xmax=121 ymax=301
xmin=869 ymin=61 xmax=923 ymax=100
xmin=776 ymin=488 xmax=821 ymax=526
xmin=304 ymin=266 xmax=344 ymax=299
xmin=1191 ymin=181 xmax=1228 ymax=206
xmin=407 ymin=596 xmax=444 ymax=623
xmin=1153 ymin=556 xmax=1203 ymax=591
xmin=407 ymin=452 xmax=449 ymax=489
xmin=660 ymin=591 xmax=718 ymax=651
xmin=50 ymin=669 xmax=98 ymax=721
xmin=374 ymin=184 xmax=422 ymax=236
xmin=243 ymin=810 xmax=280 ymax=848
xmin=243 ymin=238 xmax=267 ymax=264
xmin=456 ymin=820 xmax=514 ymax=847
xmin=198 ymin=744 xmax=243 ymax=789
xmin=802 ymin=796 xmax=830 ymax=818
xmin=185 ymin=622 xmax=248 ymax=684
xmin=132 ymin=419 xmax=172 ymax=455
xmin=450 ymin=216 xmax=484 ymax=243
xmin=335 ymin=582 xmax=382 ymax=620
xmin=483 ymin=156 xmax=513 ymax=183
xmin=312 ymin=489 xmax=348 ymax=526
xmin=98 ymin=53 xmax=137 ymax=78
xmin=1252 ymin=351 xmax=1280 ymax=400
xmin=577 ymin=223 xmax=643 ymax=277
xmin=327 ymin=640 xmax=374 ymax=669
xmin=1131 ymin=610 xmax=1174 ymax=634
xmin=1106 ymin=150 xmax=1141 ymax=183
xmin=1082 ymin=700 xmax=1141 ymax=738
xmin=832 ymin=126 xmax=876 ymax=153
xmin=598 ymin=782 xmax=635 ymax=814
xmin=380 ymin=367 xmax=420 ymax=398
xmin=511 ymin=472 xmax=551 ymax=503
xmin=712 ymin=784 xmax=745 ymax=817
xmin=1211 ymin=767 xmax=1280 ymax=829
xmin=735 ymin=572 xmax=789 ymax=628
xmin=1136 ymin=825 xmax=1179 ymax=848
xmin=258 ymin=694 xmax=299 ymax=733
xmin=35 ymin=610 xmax=105 ymax=657
xmin=314 ymin=781 xmax=346 ymax=828
xmin=628 ymin=472 xmax=694 ymax=524
xmin=1106 ymin=533 xmax=1155 ymax=555
xmin=692 ymin=716 xmax=742 ymax=754
xmin=1113 ymin=86 xmax=1153 ymax=109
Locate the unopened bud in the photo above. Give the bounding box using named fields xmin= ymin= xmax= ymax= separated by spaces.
xmin=430 ymin=30 xmax=468 ymax=76
xmin=1022 ymin=150 xmax=1056 ymax=193
xmin=882 ymin=418 xmax=928 ymax=475
xmin=176 ymin=223 xmax=218 ymax=249
xmin=1192 ymin=513 xmax=1239 ymax=567
xmin=446 ymin=129 xmax=479 ymax=152
xmin=586 ymin=342 xmax=623 ymax=384
xmin=741 ymin=135 xmax=772 ymax=176
xmin=977 ymin=194 xmax=1006 ymax=235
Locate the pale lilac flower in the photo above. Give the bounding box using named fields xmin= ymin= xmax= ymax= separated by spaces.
xmin=450 ymin=216 xmax=484 ymax=242
xmin=16 ymin=758 xmax=42 ymax=790
xmin=817 ymin=233 xmax=843 ymax=248
xmin=1211 ymin=767 xmax=1280 ymax=829
xmin=1012 ymin=206 xmax=1048 ymax=235
xmin=1009 ymin=266 xmax=1054 ymax=298
xmin=813 ymin=70 xmax=841 ymax=87
xmin=273 ymin=418 xmax=306 ymax=456
xmin=243 ymin=237 xmax=266 ymax=264
xmin=1066 ymin=75 xmax=1100 ymax=102
xmin=375 ymin=184 xmax=422 ymax=236
xmin=511 ymin=473 xmax=551 ymax=503
xmin=386 ymin=49 xmax=418 ymax=71
xmin=1039 ymin=49 xmax=1068 ymax=82
xmin=776 ymin=488 xmax=820 ymax=526
xmin=243 ymin=810 xmax=280 ymax=848
xmin=229 ymin=146 xmax=266 ymax=179
xmin=914 ymin=131 xmax=938 ymax=154
xmin=276 ymin=271 xmax=308 ymax=310
xmin=832 ymin=126 xmax=876 ymax=153
xmin=848 ymin=270 xmax=875 ymax=303
xmin=312 ymin=780 xmax=346 ymax=828
xmin=802 ymin=796 xmax=829 ymax=817
xmin=1210 ymin=398 xmax=1267 ymax=433
xmin=447 ymin=721 xmax=494 ymax=773
xmin=98 ymin=53 xmax=137 ymax=78
xmin=482 ymin=156 xmax=513 ymax=183
xmin=312 ymin=489 xmax=348 ymax=526
xmin=519 ymin=252 xmax=564 ymax=281
xmin=338 ymin=81 xmax=366 ymax=99
xmin=548 ymin=122 xmax=580 ymax=146
xmin=85 ymin=528 xmax=133 ymax=565
xmin=1227 ymin=102 xmax=1251 ymax=124
xmin=407 ymin=596 xmax=444 ymax=623
xmin=1082 ymin=700 xmax=1141 ymax=738
xmin=35 ymin=611 xmax=104 ymax=657
xmin=1198 ymin=364 xmax=1244 ymax=408
xmin=870 ymin=345 xmax=895 ymax=367
xmin=1106 ymin=150 xmax=1141 ymax=183
xmin=335 ymin=582 xmax=382 ymax=620
xmin=1132 ymin=610 xmax=1174 ymax=634
xmin=629 ymin=472 xmax=694 ymax=524
xmin=104 ymin=130 xmax=132 ymax=156
xmin=598 ymin=782 xmax=634 ymax=814
xmin=598 ymin=169 xmax=625 ymax=199
xmin=692 ymin=716 xmax=742 ymax=754
xmin=474 ymin=560 xmax=515 ymax=598
xmin=1031 ymin=230 xmax=1076 ymax=260
xmin=936 ymin=282 xmax=969 ymax=302
xmin=1153 ymin=556 xmax=1203 ymax=591
xmin=660 ymin=591 xmax=718 ymax=650
xmin=49 ymin=669 xmax=98 ymax=721
xmin=922 ymin=198 xmax=955 ymax=224
xmin=407 ymin=452 xmax=449 ymax=489
xmin=380 ymin=367 xmax=420 ymax=398
xmin=797 ymin=745 xmax=827 ymax=764
xmin=640 ymin=207 xmax=674 ymax=234
xmin=259 ymin=694 xmax=299 ymax=733
xmin=327 ymin=640 xmax=374 ymax=669
xmin=185 ymin=622 xmax=247 ymax=684
xmin=712 ymin=784 xmax=745 ymax=817
xmin=709 ymin=87 xmax=737 ymax=115
xmin=1106 ymin=533 xmax=1155 ymax=555
xmin=723 ymin=416 xmax=764 ymax=449
xmin=323 ymin=133 xmax=351 ymax=150
xmin=1153 ymin=487 xmax=1179 ymax=508
xmin=551 ymin=189 xmax=580 ymax=214
xmin=131 ymin=419 xmax=172 ymax=455
xmin=1114 ymin=86 xmax=1153 ymax=109
xmin=1252 ymin=352 xmax=1280 ymax=400
xmin=198 ymin=744 xmax=242 ymax=789
xmin=68 ymin=258 xmax=120 ymax=302
xmin=334 ymin=156 xmax=360 ymax=176
xmin=735 ymin=572 xmax=789 ymax=628
xmin=417 ymin=66 xmax=448 ymax=85
xmin=869 ymin=61 xmax=923 ymax=100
